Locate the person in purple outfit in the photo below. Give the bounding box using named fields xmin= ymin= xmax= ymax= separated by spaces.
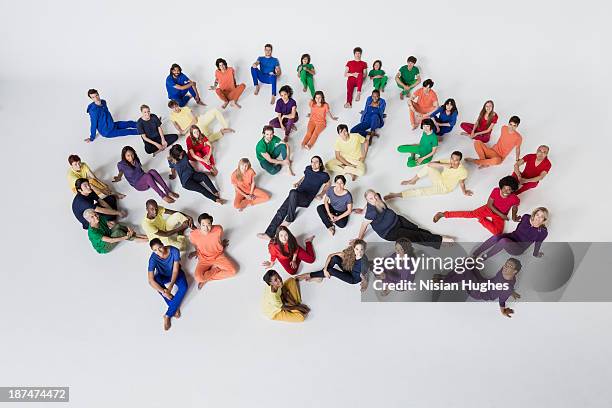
xmin=269 ymin=85 xmax=299 ymax=141
xmin=374 ymin=238 xmax=416 ymax=297
xmin=472 ymin=207 xmax=549 ymax=260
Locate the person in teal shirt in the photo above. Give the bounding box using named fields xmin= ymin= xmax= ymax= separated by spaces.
xmin=368 ymin=60 xmax=388 ymax=92
xmin=255 ymin=125 xmax=294 ymax=175
xmin=297 ymin=53 xmax=316 ymax=97
xmin=397 ymin=118 xmax=439 ymax=167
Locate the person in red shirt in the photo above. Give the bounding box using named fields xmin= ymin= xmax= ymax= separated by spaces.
xmin=460 ymin=100 xmax=498 ymax=143
xmin=433 ymin=176 xmax=521 ymax=235
xmin=344 ymin=47 xmax=368 ymax=108
xmin=512 ymin=145 xmax=551 ymax=195
xmin=186 ymin=125 xmax=217 ymax=176
xmin=262 ymin=226 xmax=315 ymax=275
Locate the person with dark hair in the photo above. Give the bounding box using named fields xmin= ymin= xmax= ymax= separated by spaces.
xmin=262 ymin=226 xmax=315 ymax=275
xmin=147 ymin=239 xmax=189 ymax=331
xmin=168 ymin=145 xmax=225 ymax=204
xmin=433 ymin=176 xmax=521 ymax=235
xmin=344 ymin=47 xmax=368 ymax=108
xmin=165 ymin=63 xmax=205 ymax=107
xmin=269 ymin=85 xmax=298 ymax=141
xmin=231 ymin=158 xmax=270 ymax=211
xmin=72 ymin=178 xmax=126 ymax=229
xmin=297 ymin=53 xmax=316 ymax=97
xmin=301 ymin=91 xmax=338 ymax=149
xmin=142 ymin=199 xmax=193 ymax=251
xmin=325 ymin=124 xmax=370 ymax=180
xmin=408 ymin=79 xmax=439 ymax=129
xmin=85 ymin=89 xmax=138 ymax=142
xmin=512 ymin=145 xmax=551 ymax=194
xmin=395 ymin=56 xmax=420 ymax=99
xmin=261 ymin=270 xmax=310 ymax=322
xmin=255 ymin=125 xmax=293 ymax=175
xmin=257 ymin=157 xmax=330 ymax=240
xmin=375 ymin=238 xmax=416 ymax=297
xmin=429 ymin=98 xmax=458 ymax=138
xmin=317 ymin=175 xmax=353 ymax=235
xmin=385 ymin=151 xmax=472 ymax=199
xmin=368 ymin=60 xmax=388 ymax=92
xmin=210 ymin=58 xmax=246 ymax=109
xmin=67 ymin=154 xmax=122 ymax=198
xmin=466 ymin=116 xmax=522 ymax=168
xmin=397 ymin=118 xmax=439 ymax=167
xmin=251 ymin=44 xmax=281 ymax=104
xmin=351 ymin=89 xmax=386 ymax=139
xmin=168 ymin=100 xmax=233 ymax=141
xmin=84 ymin=209 xmax=147 ymax=254
xmin=113 ymin=146 xmax=177 ymax=203
xmin=137 ymin=104 xmax=178 ymax=156
xmin=460 ymin=100 xmax=498 ymax=142
xmin=355 ymin=189 xmax=453 ymax=248
xmin=188 ymin=213 xmax=238 ymax=290
xmin=186 ymin=125 xmax=217 ymax=176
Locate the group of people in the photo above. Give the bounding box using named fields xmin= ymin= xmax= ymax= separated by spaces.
xmin=70 ymin=45 xmax=553 ymax=328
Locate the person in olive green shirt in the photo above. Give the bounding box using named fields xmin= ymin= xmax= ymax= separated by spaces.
xmin=84 ymin=209 xmax=147 ymax=254
xmin=395 ymin=56 xmax=421 ymax=99
xmin=397 ymin=118 xmax=439 ymax=167
xmin=297 ymin=53 xmax=316 ymax=97
xmin=368 ymin=60 xmax=388 ymax=92
xmin=255 ymin=125 xmax=294 ymax=175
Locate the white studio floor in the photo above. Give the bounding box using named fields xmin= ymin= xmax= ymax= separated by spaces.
xmin=2 ymin=1 xmax=612 ymax=407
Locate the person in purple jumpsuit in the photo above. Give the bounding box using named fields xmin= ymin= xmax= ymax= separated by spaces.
xmin=269 ymin=85 xmax=299 ymax=141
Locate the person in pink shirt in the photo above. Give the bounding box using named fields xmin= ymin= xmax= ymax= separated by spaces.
xmin=344 ymin=47 xmax=368 ymax=108
xmin=408 ymin=79 xmax=439 ymax=129
xmin=466 ymin=116 xmax=523 ymax=168
xmin=512 ymin=145 xmax=551 ymax=194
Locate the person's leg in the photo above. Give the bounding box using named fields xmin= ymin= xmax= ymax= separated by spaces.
xmin=355 ymin=72 xmax=364 ymax=92
xmin=299 ymin=69 xmax=309 ymax=90
xmin=480 ymin=213 xmax=505 ymax=235
xmin=350 ymin=121 xmax=369 ymax=137
xmin=251 ymin=67 xmax=261 ymax=87
xmin=270 ymin=75 xmax=277 ymax=96
xmin=460 ymin=122 xmax=474 ymax=134
xmin=103 ymin=194 xmax=118 ymax=215
xmin=115 ymin=120 xmax=138 ymax=130
xmin=283 ymin=118 xmax=295 ymax=138
xmin=302 ymin=120 xmax=316 ymax=146
xmin=309 ymin=254 xmax=343 ymax=279
xmin=215 ymin=88 xmax=229 ymax=103
xmin=472 ymin=234 xmax=503 ymax=257
xmin=191 ymin=171 xmax=218 ymax=195
xmin=515 ymin=181 xmax=538 ymax=195
xmin=334 ymin=208 xmax=349 ymax=228
xmin=306 ymin=75 xmax=315 ymax=97
xmin=307 ymin=122 xmax=326 ymax=148
xmin=165 ymin=271 xmax=188 ymax=317
xmin=269 ymin=117 xmax=282 ymax=129
xmin=229 ymin=84 xmax=246 ymax=101
xmin=162 ymin=212 xmax=188 ymax=250
xmin=148 ymin=169 xmax=172 ymax=196
xmin=472 ymin=141 xmax=502 ymax=166
xmin=264 ymin=192 xmax=293 ymax=238
xmin=379 ymin=76 xmax=388 ymax=90
xmin=260 ymin=159 xmax=281 ymax=175
xmin=370 ymin=114 xmax=382 ymax=133
xmin=163 ymin=134 xmax=179 ymax=147
xmin=234 ymin=192 xmax=246 ymax=209
xmin=346 ymin=76 xmax=356 ymax=104
xmin=400 ymin=165 xmax=447 ymax=198
xmin=272 ymin=309 xmax=305 ymax=322
xmin=387 ymin=216 xmax=443 ymax=248
xmin=297 ymin=241 xmax=316 ymax=264
xmin=104 ymin=124 xmax=140 ymax=138
xmin=184 ymin=176 xmax=217 ymax=202
xmin=198 ymin=254 xmax=238 ymax=283
xmin=177 ymin=94 xmax=191 ymax=107
xmin=476 ymin=235 xmax=518 ymax=258
xmin=325 ymin=159 xmax=346 ymax=175
xmin=89 ymin=178 xmax=112 ymax=197
xmin=277 ymin=256 xmax=297 ymax=275
xmin=317 ymin=204 xmax=333 ymax=229
xmin=272 ymin=143 xmax=287 ymax=160
xmin=345 ymin=158 xmax=366 ymax=177
xmin=250 ymin=188 xmax=270 ymax=206
xmin=284 ymin=190 xmax=310 ymax=223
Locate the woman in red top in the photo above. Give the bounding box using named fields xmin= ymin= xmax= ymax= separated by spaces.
xmin=344 ymin=47 xmax=368 ymax=108
xmin=262 ymin=226 xmax=316 ymax=275
xmin=210 ymin=58 xmax=246 ymax=109
xmin=186 ymin=125 xmax=217 ymax=176
xmin=512 ymin=145 xmax=551 ymax=195
xmin=460 ymin=100 xmax=498 ymax=143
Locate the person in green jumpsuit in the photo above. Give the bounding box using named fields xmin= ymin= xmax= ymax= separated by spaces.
xmin=396 ymin=56 xmax=421 ymax=99
xmin=368 ymin=60 xmax=388 ymax=92
xmin=297 ymin=53 xmax=316 ymax=97
xmin=398 ymin=118 xmax=439 ymax=167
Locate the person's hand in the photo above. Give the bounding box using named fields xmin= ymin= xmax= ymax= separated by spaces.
xmin=162 ymin=289 xmax=173 ymax=300
xmin=501 ymin=307 xmax=514 ymax=318
xmin=208 ymin=85 xmax=215 ymax=90
xmin=535 ymin=252 xmax=544 ymax=258
xmin=262 ymin=261 xmax=273 ymax=268
xmin=247 ymin=194 xmax=256 ymax=200
xmin=112 ymin=176 xmax=121 ymax=183
xmin=338 ymin=163 xmax=346 ymax=168
xmin=329 ymin=214 xmax=337 ymax=222
xmin=292 ymin=182 xmax=300 ymax=188
xmin=169 ymin=173 xmax=176 ymax=180
xmin=469 ymin=131 xmax=475 ymax=139
xmin=118 ymin=210 xmax=128 ymax=218
xmin=84 ymin=138 xmax=92 ymax=143
xmin=323 ymin=268 xmax=331 ymax=278
xmin=416 ymin=157 xmax=424 ymax=165
xmin=162 ymin=140 xmax=168 ymax=148
xmin=332 ymin=116 xmax=338 ymax=121
xmin=107 ymin=220 xmax=117 ymax=228
xmin=502 ymin=214 xmax=510 ymax=221
xmin=189 ymin=80 xmax=196 ymax=86
xmin=125 ymin=228 xmax=135 ymax=240
xmin=513 ymin=215 xmax=522 ymax=222
xmin=252 ymin=63 xmax=258 ymax=68
xmin=464 ymin=190 xmax=474 ymax=196
xmin=290 ymin=259 xmax=298 ymax=269
xmin=316 ymin=193 xmax=324 ymax=201
xmin=188 ymin=251 xmax=198 ymax=260
xmin=222 ymin=239 xmax=229 ymax=247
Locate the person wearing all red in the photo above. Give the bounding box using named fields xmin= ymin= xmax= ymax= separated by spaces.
xmin=512 ymin=145 xmax=551 ymax=195
xmin=262 ymin=226 xmax=315 ymax=275
xmin=344 ymin=47 xmax=368 ymax=108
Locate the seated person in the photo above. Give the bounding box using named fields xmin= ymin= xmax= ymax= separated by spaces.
xmin=344 ymin=46 xmax=368 ymax=108
xmin=434 ymin=176 xmax=521 ymax=235
xmin=269 ymin=85 xmax=298 ymax=141
xmin=255 ymin=125 xmax=293 ymax=175
xmin=301 ymin=91 xmax=338 ymax=150
xmin=460 ymin=100 xmax=498 ymax=143
xmin=210 ymin=58 xmax=246 ymax=109
xmin=168 ymin=145 xmax=225 ymax=204
xmin=385 ymin=151 xmax=472 ymax=200
xmin=408 ymin=79 xmax=439 ymax=129
xmin=188 ymin=212 xmax=238 ymax=290
xmin=84 ymin=209 xmax=146 ymax=254
xmin=261 ymin=270 xmax=310 ymax=323
xmin=371 ymin=238 xmax=416 ymax=297
xmin=147 ymin=239 xmax=189 ymax=331
xmin=397 ymin=118 xmax=439 ymax=167
xmin=430 ymin=98 xmax=458 ymax=138
xmin=325 ymin=124 xmax=370 ymax=181
xmin=137 ymin=104 xmax=178 ymax=155
xmin=251 ymin=43 xmax=281 ymax=104
xmin=262 ymin=226 xmax=315 ymax=275
xmin=142 ymin=199 xmax=192 ymax=251
xmin=368 ymin=59 xmax=388 ymax=92
xmin=512 ymin=145 xmax=551 ymax=194
xmin=395 ymin=56 xmax=420 ymax=99
xmin=297 ymin=53 xmax=316 ymax=97
xmin=466 ymin=116 xmax=523 ymax=168
xmin=168 ymin=100 xmax=233 ymax=142
xmin=67 ymin=154 xmax=123 ymax=198
xmin=72 ymin=178 xmax=126 ymax=229
xmin=231 ymin=158 xmax=270 ymax=211
xmin=165 ymin=63 xmax=205 ymax=107
xmin=186 ymin=125 xmax=217 ymax=176
xmin=316 ymin=175 xmax=353 ymax=235
xmin=351 ymin=90 xmax=386 ymax=140
xmin=85 ymin=88 xmax=138 ymax=143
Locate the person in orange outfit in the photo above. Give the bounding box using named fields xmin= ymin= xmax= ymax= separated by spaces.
xmin=188 ymin=212 xmax=238 ymax=290
xmin=230 ymin=158 xmax=270 ymax=211
xmin=301 ymin=91 xmax=338 ymax=149
xmin=466 ymin=116 xmax=523 ymax=169
xmin=210 ymin=58 xmax=246 ymax=109
xmin=408 ymin=79 xmax=439 ymax=129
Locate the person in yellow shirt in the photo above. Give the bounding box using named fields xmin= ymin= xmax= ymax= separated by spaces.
xmin=385 ymin=151 xmax=473 ymax=200
xmin=167 ymin=100 xmax=234 ymax=142
xmin=67 ymin=154 xmax=124 ymax=198
xmin=261 ymin=270 xmax=310 ymax=323
xmin=141 ymin=199 xmax=193 ymax=251
xmin=325 ymin=124 xmax=370 ymax=181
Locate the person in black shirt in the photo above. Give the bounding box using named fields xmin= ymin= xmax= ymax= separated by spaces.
xmin=168 ymin=145 xmax=226 ymax=204
xmin=137 ymin=104 xmax=179 ymax=155
xmin=72 ymin=178 xmax=127 ymax=229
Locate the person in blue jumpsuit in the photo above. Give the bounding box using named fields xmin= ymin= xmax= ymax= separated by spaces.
xmin=251 ymin=43 xmax=281 ymax=104
xmin=147 ymin=238 xmax=189 ymax=331
xmin=165 ymin=63 xmax=205 ymax=107
xmin=430 ymin=98 xmax=459 ymax=138
xmin=85 ymin=89 xmax=139 ymax=143
xmin=350 ymin=90 xmax=386 ymax=141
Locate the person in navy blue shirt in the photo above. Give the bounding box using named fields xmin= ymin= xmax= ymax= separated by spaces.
xmin=147 ymin=239 xmax=189 ymax=331
xmin=72 ymin=178 xmax=126 ymax=229
xmin=257 ymin=156 xmax=330 ymax=240
xmin=251 ymin=43 xmax=281 ymax=104
xmin=166 ymin=63 xmax=205 ymax=107
xmin=85 ymin=89 xmax=139 ymax=143
xmin=430 ymin=98 xmax=459 ymax=139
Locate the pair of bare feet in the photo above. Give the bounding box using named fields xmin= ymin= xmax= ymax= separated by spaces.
xmin=254 ymin=85 xmax=276 ymax=104
xmin=344 ymin=92 xmax=361 ymax=108
xmin=221 ymin=100 xmax=242 ymax=109
xmin=163 ymin=308 xmax=181 ymax=331
xmin=162 ymin=191 xmax=180 ymax=204
xmin=464 ymin=157 xmax=489 ymax=169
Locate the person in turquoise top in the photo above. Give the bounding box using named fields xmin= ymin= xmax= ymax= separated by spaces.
xmin=395 ymin=56 xmax=421 ymax=99
xmin=368 ymin=60 xmax=388 ymax=92
xmin=255 ymin=125 xmax=294 ymax=175
xmin=397 ymin=118 xmax=439 ymax=167
xmin=297 ymin=53 xmax=316 ymax=97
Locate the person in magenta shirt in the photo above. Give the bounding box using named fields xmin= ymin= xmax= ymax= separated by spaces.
xmin=344 ymin=47 xmax=368 ymax=108
xmin=512 ymin=145 xmax=551 ymax=194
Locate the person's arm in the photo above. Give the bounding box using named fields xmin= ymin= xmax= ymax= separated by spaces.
xmin=89 ymin=111 xmax=98 ymax=141
xmin=306 ymin=66 xmax=315 ymax=75
xmin=169 ymin=167 xmax=177 ymax=180
xmin=360 ymin=138 xmax=370 ymax=161
xmin=459 ymin=179 xmax=473 ymax=196
xmin=410 ymin=74 xmax=421 ymax=90
xmin=357 ymin=219 xmax=372 ymax=240
xmin=112 ymin=170 xmax=124 ymax=183
xmin=408 ymin=94 xmax=419 ymax=112
xmin=293 ymin=176 xmax=305 ymax=189
xmin=284 ymin=105 xmax=297 ymax=120
xmin=336 ymin=203 xmax=353 ymax=221
xmin=486 ymin=197 xmax=508 ymax=220
xmin=335 ymin=151 xmax=353 ymax=167
xmin=533 ymin=232 xmax=547 ymax=257
xmin=173 ymin=81 xmax=195 ymax=91
xmin=171 ymin=120 xmax=183 ymax=134
xmin=416 ymin=146 xmax=438 ymax=164
xmin=515 ymin=143 xmax=521 ymax=162
xmin=513 ymin=158 xmax=525 ymax=178
xmin=157 ymin=126 xmax=168 ymax=147
xmin=511 ymin=205 xmax=520 ymax=222
xmin=474 ymin=122 xmax=496 ymax=137
xmin=344 ymin=66 xmax=351 ymax=78
xmin=252 ymin=59 xmax=260 ymax=68
xmin=327 ymin=108 xmax=339 ymax=121
xmin=323 ymin=195 xmax=333 ymax=219
xmin=260 ymin=152 xmax=283 ymax=165
xmin=522 ymin=171 xmax=549 ymax=184
xmin=148 ymin=271 xmax=171 ymax=299
xmin=427 ymin=161 xmax=447 ymax=170
xmin=395 ymin=71 xmax=406 ymax=88
xmin=101 ymin=228 xmax=134 ymax=243
xmin=316 ymin=180 xmax=331 ymax=200
xmin=274 ymin=64 xmax=282 ymax=77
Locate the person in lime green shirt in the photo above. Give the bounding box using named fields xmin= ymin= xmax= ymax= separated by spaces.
xmin=368 ymin=60 xmax=388 ymax=92
xmin=397 ymin=118 xmax=439 ymax=167
xmin=84 ymin=209 xmax=147 ymax=254
xmin=395 ymin=56 xmax=421 ymax=99
xmin=297 ymin=53 xmax=316 ymax=97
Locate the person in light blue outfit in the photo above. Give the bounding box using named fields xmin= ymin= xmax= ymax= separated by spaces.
xmin=85 ymin=89 xmax=138 ymax=143
xmin=430 ymin=98 xmax=458 ymax=138
xmin=251 ymin=43 xmax=281 ymax=104
xmin=147 ymin=238 xmax=189 ymax=331
xmin=165 ymin=63 xmax=205 ymax=107
xmin=350 ymin=90 xmax=386 ymax=141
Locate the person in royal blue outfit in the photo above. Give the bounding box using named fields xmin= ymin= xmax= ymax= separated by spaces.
xmin=165 ymin=63 xmax=205 ymax=107
xmin=350 ymin=89 xmax=386 ymax=141
xmin=85 ymin=89 xmax=139 ymax=143
xmin=251 ymin=43 xmax=281 ymax=104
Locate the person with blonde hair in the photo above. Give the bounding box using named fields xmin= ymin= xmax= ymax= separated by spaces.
xmin=460 ymin=100 xmax=498 ymax=143
xmin=67 ymin=154 xmax=123 ymax=198
xmin=186 ymin=125 xmax=218 ymax=175
xmin=231 ymin=158 xmax=270 ymax=210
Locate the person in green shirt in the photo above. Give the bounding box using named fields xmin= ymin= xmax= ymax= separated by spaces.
xmin=84 ymin=209 xmax=147 ymax=254
xmin=397 ymin=118 xmax=439 ymax=167
xmin=395 ymin=56 xmax=421 ymax=99
xmin=297 ymin=53 xmax=316 ymax=97
xmin=255 ymin=125 xmax=294 ymax=175
xmin=368 ymin=60 xmax=388 ymax=92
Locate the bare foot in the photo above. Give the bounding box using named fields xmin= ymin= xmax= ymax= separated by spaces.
xmin=433 ymin=212 xmax=445 ymax=223
xmin=174 ymin=309 xmax=181 ymax=318
xmin=254 ymin=85 xmax=260 ymax=95
xmin=197 ymin=281 xmax=205 ymax=290
xmin=400 ymin=93 xmax=405 ymax=100
xmin=238 ymin=207 xmax=245 ymax=212
xmin=460 ymin=131 xmax=468 ymax=136
xmin=270 ymin=95 xmax=276 ymax=104
xmin=310 ymin=277 xmax=324 ymax=283
xmin=234 ymin=101 xmax=242 ymax=109
xmin=304 ymin=145 xmax=311 ymax=150
xmin=383 ymin=194 xmax=397 ymax=201
xmin=162 ymin=195 xmax=175 ymax=204
xmin=256 ymin=233 xmax=271 ymax=241
xmin=221 ymin=102 xmax=229 ymax=109
xmin=411 ymin=125 xmax=418 ymax=130
xmin=464 ymin=158 xmax=476 ymax=163
xmin=478 ymin=164 xmax=489 ymax=169
xmin=344 ymin=103 xmax=351 ymax=108
xmin=401 ymin=178 xmax=418 ymax=185
xmin=328 ymin=227 xmax=335 ymax=236
xmin=283 ymin=135 xmax=288 ymax=142
xmin=216 ymin=198 xmax=227 ymax=205
xmin=351 ymin=174 xmax=357 ymax=181
xmin=169 ymin=192 xmax=180 ymax=199
xmin=163 ymin=316 xmax=171 ymax=331
xmin=442 ymin=235 xmax=455 ymax=243
xmin=303 ymin=86 xmax=307 ymax=92
xmin=221 ymin=128 xmax=235 ymax=134
xmin=355 ymin=92 xmax=361 ymax=102
xmin=195 ymin=98 xmax=206 ymax=106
